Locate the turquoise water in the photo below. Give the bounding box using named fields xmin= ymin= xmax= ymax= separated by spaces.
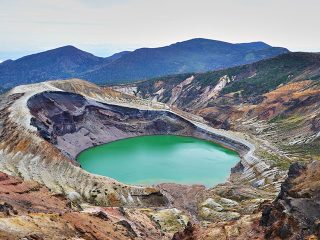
xmin=77 ymin=135 xmax=239 ymax=187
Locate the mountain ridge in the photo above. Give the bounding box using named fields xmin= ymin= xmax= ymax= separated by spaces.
xmin=82 ymin=38 xmax=287 ymax=84
xmin=132 ymin=52 xmax=320 ymax=104
xmin=0 ymin=38 xmax=289 ymax=90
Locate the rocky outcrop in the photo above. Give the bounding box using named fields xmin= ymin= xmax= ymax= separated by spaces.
xmin=167 ymin=75 xmax=195 ymax=106
xmin=172 ymin=214 xmax=265 ymax=240
xmin=172 ymin=222 xmax=201 ymax=240
xmin=0 ymin=171 xmax=70 ymax=216
xmin=260 ymin=161 xmax=320 ymax=239
xmin=0 ymin=170 xmax=269 ymax=240
xmin=0 ymin=171 xmax=173 ymax=240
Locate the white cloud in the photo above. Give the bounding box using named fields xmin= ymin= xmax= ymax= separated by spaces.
xmin=0 ymin=0 xmax=319 ymax=59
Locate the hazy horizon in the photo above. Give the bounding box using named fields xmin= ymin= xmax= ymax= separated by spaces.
xmin=1 ymin=0 xmax=319 ymax=61
xmin=0 ymin=38 xmax=297 ymax=62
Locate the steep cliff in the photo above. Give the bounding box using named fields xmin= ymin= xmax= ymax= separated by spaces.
xmin=260 ymin=161 xmax=320 ymax=239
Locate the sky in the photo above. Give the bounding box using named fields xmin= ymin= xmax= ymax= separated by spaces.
xmin=1 ymin=0 xmax=319 ymax=61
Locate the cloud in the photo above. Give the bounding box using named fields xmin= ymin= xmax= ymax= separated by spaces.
xmin=0 ymin=0 xmax=319 ymax=60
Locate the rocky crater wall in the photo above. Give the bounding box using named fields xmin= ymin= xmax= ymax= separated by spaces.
xmin=0 ymin=90 xmax=167 ymax=208
xmin=27 ymin=91 xmax=250 ymax=161
xmin=0 ymin=83 xmax=251 ymax=211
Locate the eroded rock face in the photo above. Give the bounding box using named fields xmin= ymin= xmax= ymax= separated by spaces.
xmin=0 ymin=172 xmax=70 ymax=216
xmin=260 ymin=162 xmax=320 ymax=239
xmin=0 ymin=171 xmax=172 ymax=240
xmin=172 ymin=214 xmax=265 ymax=240
xmin=27 ymin=91 xmax=199 ymax=160
xmin=0 ymin=170 xmax=267 ymax=240
xmin=27 ymin=91 xmax=249 ymax=160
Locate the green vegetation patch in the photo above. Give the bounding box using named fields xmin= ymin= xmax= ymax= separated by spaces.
xmin=258 ymin=150 xmax=291 ymax=170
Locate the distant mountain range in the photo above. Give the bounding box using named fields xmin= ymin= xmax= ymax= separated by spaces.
xmin=0 ymin=38 xmax=289 ymax=90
